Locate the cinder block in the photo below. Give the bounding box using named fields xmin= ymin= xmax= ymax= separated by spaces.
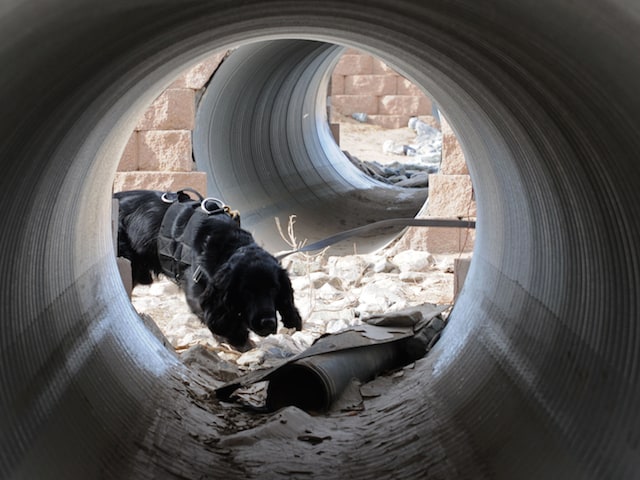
xmin=378 ymin=95 xmax=422 ymax=116
xmin=170 ymin=52 xmax=227 ymax=89
xmin=426 ymin=174 xmax=476 ymax=218
xmin=344 ymin=75 xmax=397 ymax=96
xmin=330 ymin=73 xmax=345 ymax=95
xmin=136 ymin=88 xmax=195 ymax=131
xmin=372 ymin=59 xmax=395 ymax=75
xmin=117 ymin=132 xmax=138 ymax=172
xmin=425 ymin=226 xmax=475 ymax=254
xmin=417 ymin=95 xmax=433 ymax=115
xmin=330 ymin=95 xmax=379 ymax=115
xmin=454 ymin=257 xmax=472 ymax=300
xmin=424 ymin=174 xmax=476 ymax=253
xmin=440 ymin=117 xmax=468 ymax=175
xmin=367 ymin=115 xmax=410 ymax=129
xmin=397 ymin=78 xmax=425 ymax=96
xmin=330 ymin=123 xmax=340 ymax=145
xmin=113 ymin=171 xmax=207 ymax=194
xmin=117 ymin=257 xmax=133 ymax=299
xmin=392 ymin=223 xmax=475 ymax=254
xmin=138 ymin=130 xmax=193 ymax=172
xmin=392 ymin=225 xmax=430 ymax=252
xmin=333 ymin=54 xmax=373 ymax=75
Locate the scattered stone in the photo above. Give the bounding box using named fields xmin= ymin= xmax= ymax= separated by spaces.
xmin=372 ymin=257 xmax=398 ymax=274
xmin=131 ymin=247 xmax=466 ymax=373
xmin=351 ymin=112 xmax=368 ymax=122
xmin=237 ymin=349 xmax=266 ymax=368
xmin=399 ymin=271 xmax=426 ymax=283
xmin=327 ymin=255 xmax=371 ymax=285
xmin=392 ymin=250 xmax=436 ymax=273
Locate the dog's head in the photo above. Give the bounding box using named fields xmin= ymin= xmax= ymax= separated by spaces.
xmin=198 ymin=246 xmax=302 ymax=348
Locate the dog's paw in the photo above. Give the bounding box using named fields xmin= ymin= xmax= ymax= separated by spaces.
xmin=231 ymin=339 xmax=256 ymax=353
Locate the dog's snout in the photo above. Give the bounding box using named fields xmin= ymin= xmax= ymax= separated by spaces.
xmin=253 ymin=316 xmax=277 ymax=336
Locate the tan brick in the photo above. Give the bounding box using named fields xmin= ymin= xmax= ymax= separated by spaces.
xmin=440 ymin=117 xmax=468 ymax=174
xmin=367 ymin=115 xmax=410 ymax=129
xmin=372 ymin=59 xmax=395 ymax=75
xmin=170 ymin=52 xmax=226 ymax=89
xmin=397 ymin=78 xmax=425 ymax=96
xmin=425 ymin=226 xmax=475 ymax=254
xmin=345 ymin=75 xmax=396 ymax=96
xmin=330 ymin=95 xmax=378 ymax=115
xmin=378 ymin=95 xmax=423 ymax=116
xmin=342 ymin=48 xmax=362 ymax=55
xmin=426 ymin=174 xmax=476 ymax=218
xmin=136 ymin=88 xmax=195 ymax=131
xmin=138 ymin=130 xmax=193 ymax=172
xmin=393 ymin=226 xmax=430 ymax=252
xmin=117 ymin=132 xmax=138 ymax=172
xmin=391 ymin=221 xmax=474 ymax=254
xmin=454 ymin=257 xmax=472 ymax=300
xmin=333 ymin=54 xmax=373 ymax=75
xmin=330 ymin=73 xmax=345 ymax=95
xmin=418 ymin=115 xmax=441 ymax=129
xmin=417 ymin=95 xmax=433 ymax=115
xmin=113 ymin=171 xmax=207 ymax=194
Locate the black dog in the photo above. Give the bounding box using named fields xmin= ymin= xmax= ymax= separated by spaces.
xmin=114 ymin=189 xmax=302 ymax=349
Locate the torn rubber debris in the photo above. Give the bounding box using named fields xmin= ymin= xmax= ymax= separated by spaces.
xmin=216 ymin=304 xmax=448 ymax=412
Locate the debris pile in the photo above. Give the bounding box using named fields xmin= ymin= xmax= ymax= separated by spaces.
xmin=344 ymin=117 xmax=442 ymax=188
xmin=131 ymin=248 xmax=461 ymax=371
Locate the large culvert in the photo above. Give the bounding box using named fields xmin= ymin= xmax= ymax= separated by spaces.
xmin=1 ymin=1 xmax=640 ymax=479
xmin=193 ymin=39 xmax=428 ymax=253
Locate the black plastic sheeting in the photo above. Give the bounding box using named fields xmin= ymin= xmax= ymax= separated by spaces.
xmin=2 ymin=1 xmax=640 ymax=478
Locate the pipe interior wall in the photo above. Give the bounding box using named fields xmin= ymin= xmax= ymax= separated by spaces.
xmin=193 ymin=39 xmax=428 ymax=252
xmin=1 ymin=1 xmax=639 ymax=478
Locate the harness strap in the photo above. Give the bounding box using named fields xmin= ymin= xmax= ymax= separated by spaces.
xmin=157 ymin=190 xmax=240 ymax=283
xmin=275 ymin=217 xmax=476 ymax=260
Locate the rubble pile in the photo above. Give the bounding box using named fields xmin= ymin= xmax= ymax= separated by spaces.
xmin=344 ymin=117 xmax=442 ymax=188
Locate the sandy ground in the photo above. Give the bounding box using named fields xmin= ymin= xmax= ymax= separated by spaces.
xmin=336 ymin=119 xmax=417 ymax=164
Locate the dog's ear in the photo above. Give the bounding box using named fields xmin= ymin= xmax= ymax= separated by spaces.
xmin=198 ymin=259 xmax=249 ymax=347
xmin=276 ymin=267 xmax=302 ymax=330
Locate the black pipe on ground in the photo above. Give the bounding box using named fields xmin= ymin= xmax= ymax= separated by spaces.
xmin=1 ymin=1 xmax=640 ymax=478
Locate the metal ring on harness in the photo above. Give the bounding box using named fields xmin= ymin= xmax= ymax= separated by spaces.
xmin=201 ymin=197 xmax=228 ymax=214
xmin=161 ymin=192 xmax=176 ymax=204
xmin=162 ymin=188 xmax=206 ymax=204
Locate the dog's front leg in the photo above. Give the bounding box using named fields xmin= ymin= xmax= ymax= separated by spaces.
xmin=276 ymin=269 xmax=302 ymax=331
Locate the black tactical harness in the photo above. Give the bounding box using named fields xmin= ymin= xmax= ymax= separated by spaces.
xmin=157 ymin=189 xmax=240 ymax=284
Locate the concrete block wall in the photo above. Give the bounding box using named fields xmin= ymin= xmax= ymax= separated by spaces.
xmin=329 ymin=48 xmax=433 ymax=129
xmin=113 ymin=53 xmax=228 ymax=194
xmin=394 ymin=115 xmax=476 ymax=254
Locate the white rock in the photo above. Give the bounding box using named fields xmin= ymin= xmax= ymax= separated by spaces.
xmin=283 ymin=254 xmax=326 ymax=276
xmin=357 ymin=283 xmax=408 ymax=315
xmin=392 ymin=250 xmax=436 ymax=273
xmin=325 ymin=318 xmax=353 ymax=334
xmin=372 ymin=258 xmax=398 ymax=274
xmin=291 ymin=276 xmax=310 ymax=292
xmin=399 ymin=271 xmax=426 ymax=282
xmin=306 ymin=308 xmax=357 ymax=328
xmin=236 ymin=349 xmax=266 ymax=367
xmin=327 ymin=255 xmax=371 ymax=285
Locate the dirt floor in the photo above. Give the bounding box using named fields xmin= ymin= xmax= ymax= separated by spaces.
xmin=335 ymin=117 xmax=417 ymax=164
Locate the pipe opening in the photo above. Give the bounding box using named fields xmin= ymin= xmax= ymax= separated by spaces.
xmin=193 ymin=39 xmax=435 ymax=254
xmin=4 ymin=1 xmax=637 ymax=478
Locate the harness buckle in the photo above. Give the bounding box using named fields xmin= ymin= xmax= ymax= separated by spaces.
xmin=192 ymin=265 xmax=204 ymax=284
xmin=201 ymin=197 xmax=227 ymax=214
xmin=161 ymin=192 xmax=178 ymax=204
